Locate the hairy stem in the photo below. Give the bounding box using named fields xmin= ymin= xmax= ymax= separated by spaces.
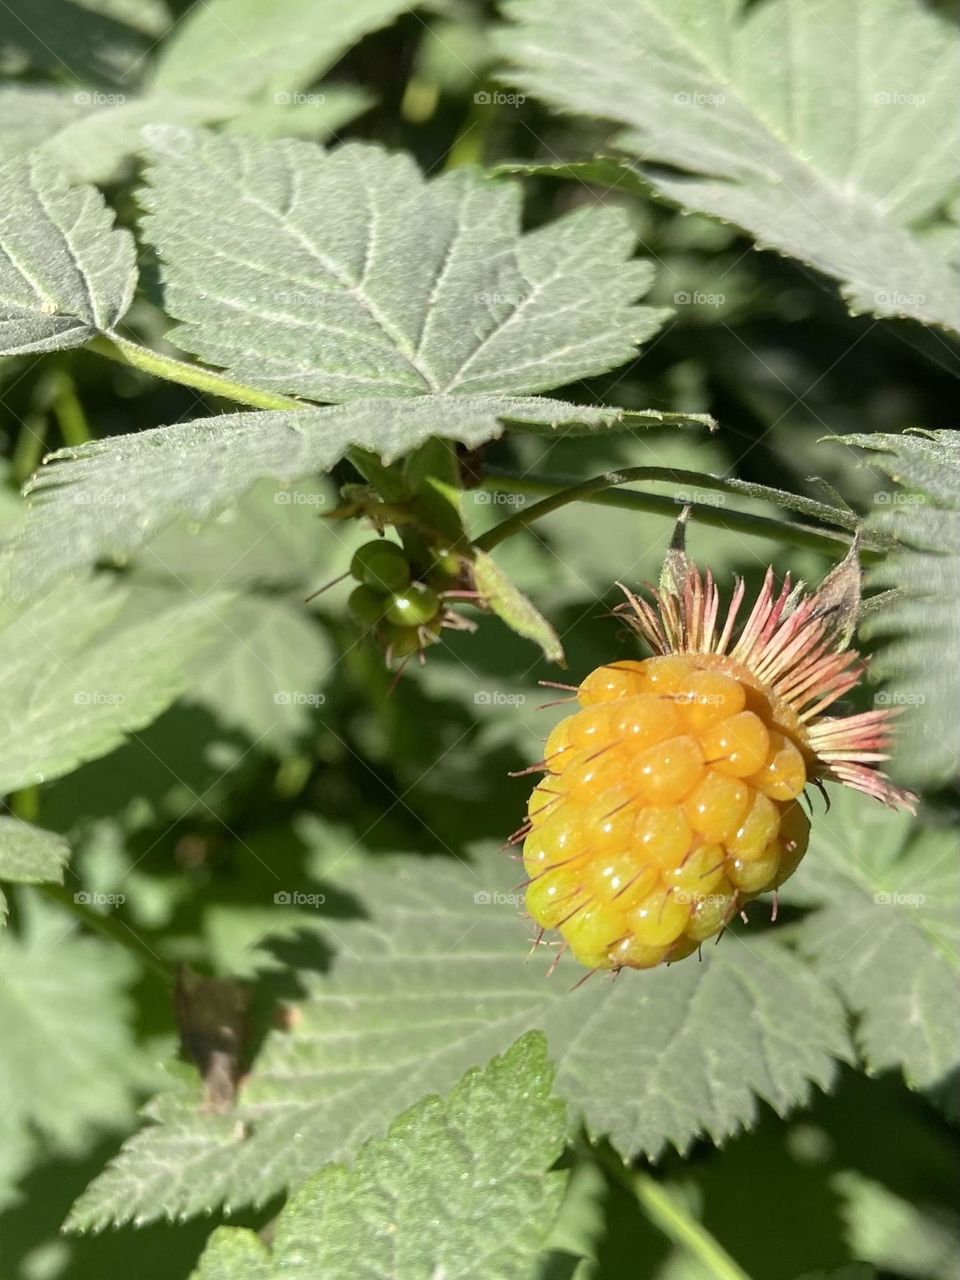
xmin=89 ymin=334 xmax=304 ymax=412
xmin=475 ymin=467 xmax=879 ymax=559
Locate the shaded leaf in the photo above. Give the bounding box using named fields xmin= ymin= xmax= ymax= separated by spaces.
xmin=67 ymin=855 xmax=850 ymax=1228
xmin=473 ymin=548 xmax=565 ymax=663
xmin=0 ymin=577 xmax=222 ymax=793
xmin=791 ymin=788 xmax=960 ymax=1096
xmin=842 ymin=429 xmax=960 ymax=787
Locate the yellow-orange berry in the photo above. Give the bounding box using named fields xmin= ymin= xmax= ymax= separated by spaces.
xmin=577 ymin=661 xmax=649 ymax=706
xmin=683 ymin=771 xmax=750 ymax=842
xmin=748 ymin=731 xmax=807 ymax=801
xmin=522 ymin=651 xmax=814 ymax=971
xmin=700 ymin=711 xmax=770 ymax=777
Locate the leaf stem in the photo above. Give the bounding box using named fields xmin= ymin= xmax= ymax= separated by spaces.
xmin=89 ymin=334 xmax=305 ymax=413
xmin=596 ymin=1146 xmax=752 ymax=1280
xmin=37 ymin=882 xmax=175 ymax=985
xmin=475 ymin=467 xmax=880 ymax=559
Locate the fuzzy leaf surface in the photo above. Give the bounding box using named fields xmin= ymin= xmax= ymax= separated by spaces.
xmin=7 ymin=398 xmax=626 ymax=599
xmin=791 ymin=789 xmax=960 ymax=1096
xmin=0 ymin=153 xmax=136 ymax=354
xmin=192 ymin=1034 xmax=566 ymax=1280
xmin=844 ymin=430 xmax=960 ymax=787
xmin=0 ymin=577 xmax=221 ymax=792
xmin=67 ymin=856 xmax=850 ymax=1228
xmin=497 ymin=0 xmax=960 ymax=334
xmin=138 ymin=127 xmax=666 ymax=401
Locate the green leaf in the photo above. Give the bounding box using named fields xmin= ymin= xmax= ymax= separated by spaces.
xmin=0 ymin=896 xmax=158 ymax=1207
xmin=150 ymin=0 xmax=414 ymax=98
xmin=0 ymin=817 xmax=69 ymax=886
xmin=0 ymin=577 xmax=222 ymax=793
xmin=67 ymin=855 xmax=850 ymax=1228
xmin=0 ymin=153 xmax=137 ymax=355
xmin=834 ymin=1171 xmax=960 ymax=1280
xmin=7 ymin=397 xmax=626 ymax=600
xmin=0 ymin=817 xmax=70 ymax=931
xmin=138 ymin=127 xmax=667 ymax=400
xmin=186 ymin=596 xmax=333 ymax=751
xmin=497 ymin=0 xmax=960 ymax=334
xmin=192 ymin=1034 xmax=567 ymax=1280
xmin=841 ymin=429 xmax=960 ymax=787
xmin=791 ymin=788 xmax=960 ymax=1095
xmin=472 ymin=548 xmax=565 ymax=663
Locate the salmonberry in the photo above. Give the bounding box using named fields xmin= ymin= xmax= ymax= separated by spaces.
xmin=519 ymin=534 xmax=915 ymax=973
xmin=350 ymin=540 xmax=411 ymax=592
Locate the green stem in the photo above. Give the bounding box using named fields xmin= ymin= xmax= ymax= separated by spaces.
xmin=475 ymin=467 xmax=880 ymax=559
xmin=89 ymin=334 xmax=304 ymax=413
xmin=38 ymin=882 xmax=174 ymax=985
xmin=50 ymin=370 xmax=91 ymax=446
xmin=598 ymin=1147 xmax=751 ymax=1280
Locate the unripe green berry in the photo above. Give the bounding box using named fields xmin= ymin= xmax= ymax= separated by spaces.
xmin=425 ymin=546 xmax=462 ymax=588
xmin=385 ymin=582 xmax=441 ymax=626
xmin=375 ymin=621 xmax=423 ymax=658
xmin=348 ymin=584 xmax=387 ymax=628
xmin=350 ymin=541 xmax=410 ymax=592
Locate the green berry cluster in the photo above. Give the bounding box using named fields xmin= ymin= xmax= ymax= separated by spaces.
xmin=348 ymin=540 xmax=461 ymax=660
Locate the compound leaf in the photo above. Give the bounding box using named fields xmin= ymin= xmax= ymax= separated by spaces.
xmin=192 ymin=1033 xmax=566 ymax=1280
xmin=497 ymin=0 xmax=960 ymax=334
xmin=67 ymin=855 xmax=850 ymax=1228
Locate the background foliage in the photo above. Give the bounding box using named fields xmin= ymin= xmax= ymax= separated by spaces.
xmin=0 ymin=2 xmax=958 ymax=1278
